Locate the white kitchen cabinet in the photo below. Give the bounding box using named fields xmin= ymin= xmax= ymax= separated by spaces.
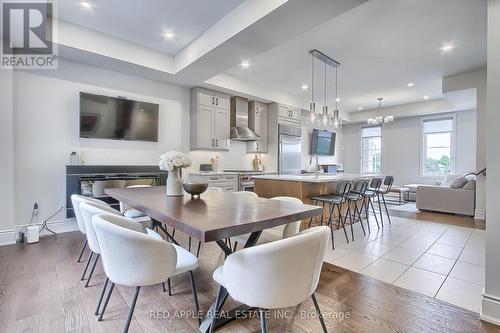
xmin=189 ymin=173 xmax=238 ymax=192
xmin=277 ymin=104 xmax=301 ymax=126
xmin=190 ymin=88 xmax=230 ymax=150
xmin=247 ymin=101 xmax=268 ymax=153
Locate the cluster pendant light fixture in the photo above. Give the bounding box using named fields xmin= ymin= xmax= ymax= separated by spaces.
xmin=308 ymin=50 xmax=341 ymax=129
xmin=367 ymin=97 xmax=394 ymax=125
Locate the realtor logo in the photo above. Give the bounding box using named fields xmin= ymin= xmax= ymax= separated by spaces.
xmin=1 ymin=1 xmax=58 ymax=69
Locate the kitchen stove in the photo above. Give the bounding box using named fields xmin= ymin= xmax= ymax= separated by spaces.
xmin=223 ymin=170 xmax=267 ymax=192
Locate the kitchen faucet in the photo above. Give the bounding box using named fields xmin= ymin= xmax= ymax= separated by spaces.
xmin=310 ymin=155 xmax=320 ymax=178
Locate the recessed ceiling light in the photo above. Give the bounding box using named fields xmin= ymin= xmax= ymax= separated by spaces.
xmin=358 ymin=106 xmax=363 ymax=111
xmin=240 ymin=60 xmax=250 ymax=69
xmin=407 ymin=82 xmax=415 ymax=87
xmin=163 ymin=32 xmax=175 ymax=40
xmin=423 ymin=95 xmax=429 ymax=100
xmin=440 ymin=43 xmax=456 ymax=53
xmin=301 ymin=84 xmax=308 ymax=91
xmin=80 ymin=1 xmax=92 ymax=9
xmin=336 ymin=98 xmax=341 ymax=102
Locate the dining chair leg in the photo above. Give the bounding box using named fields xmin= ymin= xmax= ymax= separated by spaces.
xmin=197 ymin=241 xmax=202 ymax=257
xmin=209 ymin=287 xmax=223 ymax=333
xmin=308 ymin=200 xmax=318 ymax=228
xmin=259 ymin=308 xmax=267 ymax=333
xmin=167 ymin=278 xmax=172 ymax=296
xmin=188 ymin=271 xmax=202 ymax=325
xmin=85 ymin=254 xmax=100 ymax=287
xmin=311 ymin=293 xmax=328 ymax=333
xmin=377 ymin=194 xmax=384 ymax=226
xmin=81 ymin=251 xmax=93 ymax=281
xmin=354 ymin=204 xmax=367 ymax=235
xmin=98 ymin=282 xmax=115 ymax=321
xmin=95 ymin=277 xmax=109 ymax=315
xmin=327 ymin=204 xmax=335 ymax=250
xmin=382 ymin=194 xmax=392 ymax=224
xmin=162 ymin=281 xmax=167 ymax=292
xmin=123 ymin=286 xmax=141 ymax=333
xmin=188 ymin=236 xmax=192 ymax=252
xmin=77 ymin=239 xmax=88 ymax=263
xmin=232 ymin=241 xmax=238 ymax=252
xmin=347 ymin=205 xmax=354 ymax=242
xmin=369 ymin=198 xmax=380 ymax=228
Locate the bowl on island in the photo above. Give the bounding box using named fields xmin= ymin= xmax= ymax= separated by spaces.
xmin=182 ymin=182 xmax=208 ymax=199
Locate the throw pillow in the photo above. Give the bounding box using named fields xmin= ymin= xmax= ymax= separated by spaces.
xmin=450 ymin=176 xmax=468 ymax=189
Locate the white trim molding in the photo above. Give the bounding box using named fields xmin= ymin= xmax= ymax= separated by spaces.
xmin=481 ymin=292 xmax=500 ymax=326
xmin=0 ymin=219 xmax=78 ymax=246
xmin=475 ymin=208 xmax=486 ymax=220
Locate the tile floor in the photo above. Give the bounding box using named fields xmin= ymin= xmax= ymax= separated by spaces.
xmin=322 ymin=213 xmax=485 ymax=313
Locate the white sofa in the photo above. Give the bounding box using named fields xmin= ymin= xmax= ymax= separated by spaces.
xmin=416 ymin=174 xmax=476 ymax=216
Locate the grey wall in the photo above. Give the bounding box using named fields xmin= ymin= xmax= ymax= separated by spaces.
xmin=342 ymin=110 xmax=477 ymax=185
xmin=483 ymin=0 xmax=500 ymax=323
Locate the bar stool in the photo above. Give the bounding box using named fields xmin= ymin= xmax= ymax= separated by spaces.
xmin=344 ymin=179 xmax=370 ymax=239
xmin=377 ymin=176 xmax=394 ymax=224
xmin=310 ymin=181 xmax=352 ymax=249
xmin=362 ymin=177 xmax=384 ymax=227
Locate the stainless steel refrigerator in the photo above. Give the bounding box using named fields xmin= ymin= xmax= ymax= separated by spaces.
xmin=278 ymin=124 xmax=302 ymax=175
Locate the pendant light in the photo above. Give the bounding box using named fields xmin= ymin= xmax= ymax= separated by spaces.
xmin=322 ymin=61 xmax=329 ymax=126
xmin=309 ymin=53 xmax=317 ymax=125
xmin=333 ymin=66 xmax=342 ymax=129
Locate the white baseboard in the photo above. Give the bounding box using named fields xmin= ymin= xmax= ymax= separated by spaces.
xmin=481 ymin=293 xmax=500 ymax=325
xmin=0 ymin=219 xmax=79 ymax=246
xmin=475 ymin=209 xmax=486 ymax=220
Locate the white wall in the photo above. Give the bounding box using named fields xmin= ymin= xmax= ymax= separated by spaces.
xmin=342 ymin=110 xmax=477 ymax=185
xmin=0 ymin=68 xmax=15 ymax=234
xmin=482 ymin=0 xmax=500 ymax=324
xmin=5 ymin=60 xmax=189 ymax=233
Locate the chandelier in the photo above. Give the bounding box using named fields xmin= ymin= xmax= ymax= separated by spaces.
xmin=367 ymin=97 xmax=393 ymax=125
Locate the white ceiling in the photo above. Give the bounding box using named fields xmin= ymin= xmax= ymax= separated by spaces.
xmin=224 ymin=0 xmax=486 ymax=112
xmin=58 ymin=0 xmax=244 ymax=56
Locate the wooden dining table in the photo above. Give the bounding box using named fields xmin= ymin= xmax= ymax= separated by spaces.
xmin=105 ymin=186 xmax=323 ymax=332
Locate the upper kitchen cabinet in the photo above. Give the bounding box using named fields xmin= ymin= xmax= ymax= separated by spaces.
xmin=247 ymin=101 xmax=268 ymax=153
xmin=275 ymin=103 xmax=301 ymax=126
xmin=190 ymin=88 xmax=230 ymax=150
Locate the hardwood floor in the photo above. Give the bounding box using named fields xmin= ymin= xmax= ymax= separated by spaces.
xmin=0 ymin=230 xmax=498 ymax=333
xmin=388 ymin=207 xmax=486 ymax=230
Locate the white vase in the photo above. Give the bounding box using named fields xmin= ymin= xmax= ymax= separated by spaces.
xmin=166 ymin=168 xmax=183 ymax=196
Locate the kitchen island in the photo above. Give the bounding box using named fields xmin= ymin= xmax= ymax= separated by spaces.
xmin=254 ymin=173 xmax=369 ymax=228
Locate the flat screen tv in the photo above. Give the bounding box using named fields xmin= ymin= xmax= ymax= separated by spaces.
xmin=310 ymin=129 xmax=336 ymax=155
xmin=79 ymin=92 xmax=159 ymax=142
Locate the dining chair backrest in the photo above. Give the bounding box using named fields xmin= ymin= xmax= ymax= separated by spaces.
xmin=222 ymin=226 xmax=329 ymax=309
xmin=271 ymin=196 xmax=303 ymax=238
xmin=369 ymin=177 xmax=384 ymax=192
xmin=351 ymin=179 xmax=370 ymax=201
xmin=207 ymin=187 xmax=223 ymax=192
xmin=339 ymin=181 xmax=353 ymax=204
xmin=119 ymin=185 xmax=152 ymax=214
xmin=232 ymin=191 xmax=258 ymax=198
xmin=381 ymin=176 xmax=395 ymax=194
xmin=80 ymin=201 xmax=122 ymax=254
xmin=93 ymin=214 xmax=177 ymax=287
xmin=71 ymin=194 xmax=110 ymax=234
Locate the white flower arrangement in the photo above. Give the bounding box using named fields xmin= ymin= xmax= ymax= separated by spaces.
xmin=159 ymin=151 xmax=191 ymax=171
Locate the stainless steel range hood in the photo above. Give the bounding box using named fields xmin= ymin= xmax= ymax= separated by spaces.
xmin=230 ymin=96 xmax=261 ymax=141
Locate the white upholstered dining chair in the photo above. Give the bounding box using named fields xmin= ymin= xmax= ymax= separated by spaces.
xmin=71 ymin=194 xmax=111 ymax=263
xmin=93 ymin=214 xmax=201 ymax=333
xmin=119 ymin=185 xmax=152 ymax=221
xmin=210 ymin=226 xmax=330 ymax=333
xmin=231 ymin=196 xmax=303 ymax=249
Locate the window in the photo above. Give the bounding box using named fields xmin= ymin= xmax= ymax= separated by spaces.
xmin=421 ymin=116 xmax=455 ymax=177
xmin=361 ymin=125 xmax=382 ymax=175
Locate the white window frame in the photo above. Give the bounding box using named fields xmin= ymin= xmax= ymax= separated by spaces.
xmin=360 ymin=124 xmax=383 ymax=175
xmin=420 ymin=115 xmax=456 ymax=178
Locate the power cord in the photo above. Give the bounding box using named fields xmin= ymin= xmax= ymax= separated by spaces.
xmin=39 ymin=205 xmax=64 ymax=235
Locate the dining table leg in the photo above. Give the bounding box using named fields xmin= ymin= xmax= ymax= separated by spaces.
xmin=199 ymin=230 xmax=263 ymax=333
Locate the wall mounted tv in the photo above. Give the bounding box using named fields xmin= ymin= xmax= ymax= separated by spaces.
xmin=79 ymin=92 xmax=159 ymax=142
xmin=310 ymin=129 xmax=336 ymax=155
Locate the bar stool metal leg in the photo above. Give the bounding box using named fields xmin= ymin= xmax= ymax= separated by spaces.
xmin=377 ymin=194 xmax=384 ymax=226
xmin=382 ymin=194 xmax=391 ymax=223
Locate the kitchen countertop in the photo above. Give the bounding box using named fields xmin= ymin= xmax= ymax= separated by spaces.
xmin=253 ymin=173 xmax=369 ymax=183
xmin=188 ymin=172 xmax=239 ymax=176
